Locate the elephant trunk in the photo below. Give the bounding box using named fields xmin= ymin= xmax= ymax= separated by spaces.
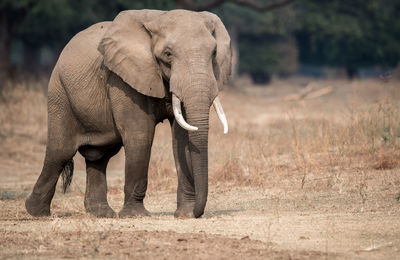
xmin=170 ymin=58 xmax=228 ymax=218
xmin=184 ymin=100 xmax=210 ymax=218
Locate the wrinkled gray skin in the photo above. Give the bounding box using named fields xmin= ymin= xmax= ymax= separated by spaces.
xmin=25 ymin=10 xmax=231 ymax=218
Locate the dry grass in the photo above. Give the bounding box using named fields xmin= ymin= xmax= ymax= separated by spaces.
xmin=0 ymin=81 xmax=48 ymax=181
xmin=1 ymin=78 xmax=399 ymax=193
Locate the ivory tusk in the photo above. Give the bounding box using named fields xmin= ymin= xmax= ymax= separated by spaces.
xmin=172 ymin=94 xmax=198 ymax=131
xmin=213 ymin=96 xmax=228 ymax=134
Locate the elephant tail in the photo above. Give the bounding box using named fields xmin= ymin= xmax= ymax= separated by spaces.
xmin=61 ymin=159 xmax=74 ymax=193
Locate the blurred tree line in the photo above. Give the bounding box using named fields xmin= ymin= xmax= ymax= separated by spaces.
xmin=1 ymin=0 xmax=399 ymax=83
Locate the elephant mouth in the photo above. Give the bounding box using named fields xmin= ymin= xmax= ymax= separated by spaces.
xmin=172 ymin=94 xmax=228 ymax=134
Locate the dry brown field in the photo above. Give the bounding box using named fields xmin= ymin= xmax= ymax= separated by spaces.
xmin=0 ymin=77 xmax=399 ymax=259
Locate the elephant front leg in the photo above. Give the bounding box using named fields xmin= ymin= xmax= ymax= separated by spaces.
xmin=119 ymin=138 xmax=154 ymax=218
xmin=108 ymin=76 xmax=158 ymax=218
xmin=170 ymin=119 xmax=196 ymax=218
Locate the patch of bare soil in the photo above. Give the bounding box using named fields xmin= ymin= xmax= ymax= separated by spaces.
xmin=1 ymin=167 xmax=399 ymax=259
xmin=0 ymin=228 xmax=326 ymax=259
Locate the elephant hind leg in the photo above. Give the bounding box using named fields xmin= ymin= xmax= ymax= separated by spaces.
xmin=82 ymin=145 xmax=120 ymax=218
xmin=25 ymin=142 xmax=78 ymax=217
xmin=26 ymin=80 xmax=79 ymax=217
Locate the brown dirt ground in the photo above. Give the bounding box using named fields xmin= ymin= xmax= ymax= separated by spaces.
xmin=1 ymin=78 xmax=400 ymax=259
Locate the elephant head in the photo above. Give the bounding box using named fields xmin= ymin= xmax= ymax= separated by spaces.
xmin=98 ymin=10 xmax=231 ymax=217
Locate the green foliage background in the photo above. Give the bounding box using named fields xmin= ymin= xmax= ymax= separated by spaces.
xmin=2 ymin=0 xmax=400 ymax=81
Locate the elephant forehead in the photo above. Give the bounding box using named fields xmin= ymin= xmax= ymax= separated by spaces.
xmin=163 ymin=9 xmax=200 ymax=20
xmin=162 ymin=26 xmax=215 ymax=51
xmin=165 ymin=34 xmax=215 ymax=52
xmin=158 ymin=11 xmax=204 ymax=31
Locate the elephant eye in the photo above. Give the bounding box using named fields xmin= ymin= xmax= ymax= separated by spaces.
xmin=164 ymin=50 xmax=172 ymax=58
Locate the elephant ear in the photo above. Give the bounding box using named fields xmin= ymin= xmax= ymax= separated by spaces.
xmin=98 ymin=10 xmax=166 ymax=98
xmin=201 ymin=12 xmax=232 ymax=91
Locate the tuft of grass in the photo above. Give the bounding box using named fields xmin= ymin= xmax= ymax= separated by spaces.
xmin=371 ymin=146 xmax=400 ymax=170
xmin=0 ymin=190 xmax=29 ymax=200
xmin=211 ymin=159 xmax=250 ymax=184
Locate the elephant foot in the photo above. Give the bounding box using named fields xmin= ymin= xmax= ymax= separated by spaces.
xmin=119 ymin=203 xmax=150 ymax=218
xmin=85 ymin=203 xmax=116 ymax=218
xmin=174 ymin=203 xmax=195 ymax=218
xmin=25 ymin=194 xmax=51 ymax=217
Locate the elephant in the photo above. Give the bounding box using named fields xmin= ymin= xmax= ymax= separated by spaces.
xmin=25 ymin=9 xmax=231 ymax=218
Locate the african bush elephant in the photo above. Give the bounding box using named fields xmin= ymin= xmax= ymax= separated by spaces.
xmin=25 ymin=9 xmax=231 ymax=218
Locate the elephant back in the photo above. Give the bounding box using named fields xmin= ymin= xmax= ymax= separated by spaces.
xmin=56 ymin=22 xmax=112 ymax=88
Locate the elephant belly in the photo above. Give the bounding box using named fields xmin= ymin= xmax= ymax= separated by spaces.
xmin=78 ymin=143 xmax=121 ymax=161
